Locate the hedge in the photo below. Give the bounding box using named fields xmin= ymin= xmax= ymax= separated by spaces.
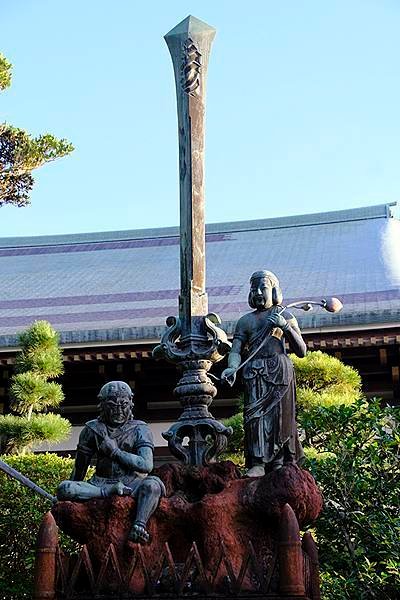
xmin=0 ymin=453 xmax=87 ymax=599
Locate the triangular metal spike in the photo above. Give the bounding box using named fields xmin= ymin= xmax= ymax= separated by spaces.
xmin=126 ymin=544 xmax=154 ymax=595
xmin=66 ymin=545 xmax=95 ymax=596
xmin=248 ymin=540 xmax=266 ymax=591
xmin=235 ymin=541 xmax=266 ymax=593
xmin=211 ymin=540 xmax=237 ymax=593
xmin=262 ymin=548 xmax=278 ymax=593
xmin=55 ymin=546 xmax=69 ymax=594
xmin=150 ymin=542 xmax=179 ymax=593
xmin=95 ymin=543 xmax=123 ymax=593
xmin=178 ymin=542 xmax=209 ymax=595
xmin=236 ymin=547 xmax=251 ymax=593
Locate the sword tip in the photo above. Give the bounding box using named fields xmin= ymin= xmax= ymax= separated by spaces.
xmin=165 ymin=15 xmax=216 ymax=40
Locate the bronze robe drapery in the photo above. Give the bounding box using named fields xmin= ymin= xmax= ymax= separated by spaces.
xmin=242 ymin=335 xmax=304 ymax=468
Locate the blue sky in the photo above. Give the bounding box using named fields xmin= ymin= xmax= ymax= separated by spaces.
xmin=1 ymin=0 xmax=400 ymax=237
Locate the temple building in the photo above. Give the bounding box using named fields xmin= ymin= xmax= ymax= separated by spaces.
xmin=0 ymin=203 xmax=399 ymax=459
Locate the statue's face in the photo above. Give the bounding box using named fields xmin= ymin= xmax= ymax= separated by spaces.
xmin=249 ymin=276 xmax=273 ymax=310
xmin=102 ymin=393 xmax=132 ymax=427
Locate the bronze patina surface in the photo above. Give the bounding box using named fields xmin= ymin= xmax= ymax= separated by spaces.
xmin=153 ymin=16 xmax=231 ymax=465
xmin=222 ymin=270 xmax=307 ymax=477
xmin=57 ymin=381 xmax=164 ymax=544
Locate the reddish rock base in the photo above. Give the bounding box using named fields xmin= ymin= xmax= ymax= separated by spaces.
xmin=52 ymin=462 xmax=322 ymax=596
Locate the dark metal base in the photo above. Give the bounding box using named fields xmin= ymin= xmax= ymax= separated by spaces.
xmin=163 ymin=416 xmax=232 ymax=465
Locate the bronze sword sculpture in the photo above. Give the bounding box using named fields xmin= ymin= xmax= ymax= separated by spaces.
xmin=153 ymin=16 xmax=232 ymax=466
xmin=0 ymin=457 xmax=57 ymax=503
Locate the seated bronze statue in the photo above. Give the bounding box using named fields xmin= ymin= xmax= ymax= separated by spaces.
xmin=57 ymin=381 xmax=165 ymax=544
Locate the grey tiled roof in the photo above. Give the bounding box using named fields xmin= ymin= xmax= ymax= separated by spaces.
xmin=0 ymin=204 xmax=399 ymax=347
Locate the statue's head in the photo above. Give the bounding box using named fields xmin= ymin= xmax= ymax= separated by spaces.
xmin=248 ymin=270 xmax=283 ymax=310
xmin=98 ymin=381 xmax=134 ymax=427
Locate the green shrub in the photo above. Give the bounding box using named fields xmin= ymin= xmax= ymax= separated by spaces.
xmin=0 ymin=453 xmax=91 ymax=599
xmin=291 ymin=350 xmax=361 ymax=409
xmin=222 ymin=351 xmax=400 ymax=598
xmin=223 ymin=411 xmax=245 ymax=456
xmin=303 ymin=399 xmax=400 ymax=599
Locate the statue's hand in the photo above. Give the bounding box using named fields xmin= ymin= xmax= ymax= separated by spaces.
xmin=100 ymin=436 xmax=118 ymax=456
xmin=109 ymin=481 xmax=133 ymax=496
xmin=266 ymin=313 xmax=289 ymax=331
xmin=221 ymin=367 xmax=237 ymax=386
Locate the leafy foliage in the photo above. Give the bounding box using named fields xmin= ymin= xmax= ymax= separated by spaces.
xmin=0 ymin=53 xmax=73 ymax=207
xmin=0 ymin=414 xmax=70 ymax=454
xmin=0 ymin=125 xmax=73 ymax=207
xmin=0 ymin=53 xmax=12 ymax=91
xmin=223 ymin=351 xmax=400 ymax=599
xmin=291 ymin=350 xmax=361 ymax=408
xmin=18 ymin=319 xmax=63 ymax=353
xmin=224 ymin=410 xmax=244 ymax=456
xmin=9 ymin=373 xmax=64 ymax=415
xmin=4 ymin=321 xmax=69 ymax=453
xmin=303 ymin=399 xmax=400 ymax=599
xmin=10 ymin=320 xmax=64 ymax=415
xmin=0 ymin=453 xmax=92 ymax=599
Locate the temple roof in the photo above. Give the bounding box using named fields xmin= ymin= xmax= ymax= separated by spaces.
xmin=0 ymin=203 xmax=399 ymax=348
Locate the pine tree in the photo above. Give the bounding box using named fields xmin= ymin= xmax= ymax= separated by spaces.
xmin=0 ymin=53 xmax=73 ymax=207
xmin=0 ymin=321 xmax=70 ymax=453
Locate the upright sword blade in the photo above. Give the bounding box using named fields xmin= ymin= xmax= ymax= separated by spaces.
xmin=164 ymin=15 xmax=216 ymax=337
xmin=0 ymin=458 xmax=57 ymax=503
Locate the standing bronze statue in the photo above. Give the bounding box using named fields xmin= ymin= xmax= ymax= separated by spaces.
xmin=222 ymin=271 xmax=307 ymax=477
xmin=57 ymin=381 xmax=165 ymax=543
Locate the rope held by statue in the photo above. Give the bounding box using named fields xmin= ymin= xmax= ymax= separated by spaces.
xmin=221 ymin=297 xmax=343 ymax=386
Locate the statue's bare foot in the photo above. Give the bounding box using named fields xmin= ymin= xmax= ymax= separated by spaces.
xmin=128 ymin=523 xmax=150 ymax=544
xmin=245 ymin=465 xmax=265 ymax=478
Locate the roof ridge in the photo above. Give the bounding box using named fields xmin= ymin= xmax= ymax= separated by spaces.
xmin=0 ymin=203 xmax=395 ymax=248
